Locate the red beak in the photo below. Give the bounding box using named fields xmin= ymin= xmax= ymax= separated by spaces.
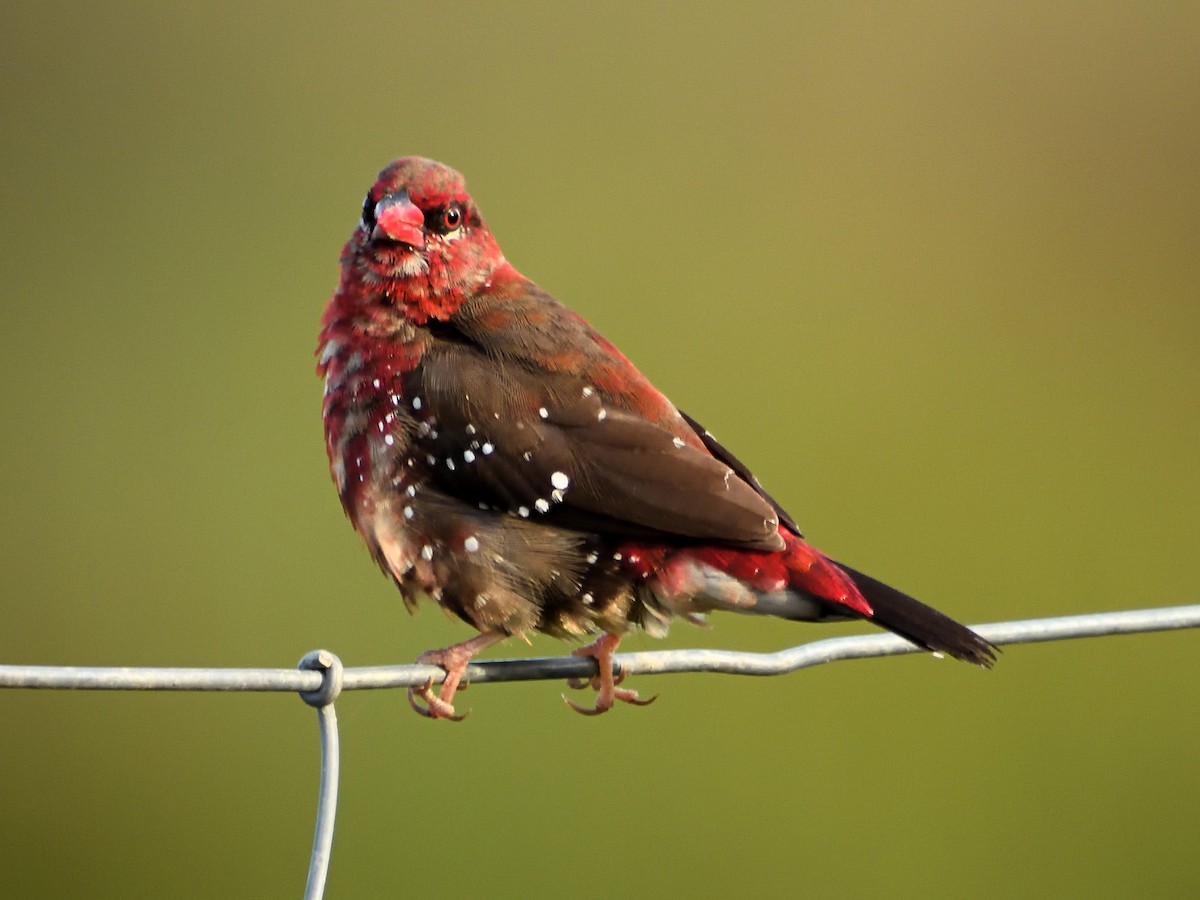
xmin=372 ymin=194 xmax=426 ymax=249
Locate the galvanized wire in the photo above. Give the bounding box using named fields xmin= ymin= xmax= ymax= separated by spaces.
xmin=297 ymin=651 xmax=342 ymax=900
xmin=2 ymin=603 xmax=1198 ymax=900
xmin=4 ymin=605 xmax=1197 ymax=693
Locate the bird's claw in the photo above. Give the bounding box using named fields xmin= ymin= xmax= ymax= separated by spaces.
xmin=622 ymin=690 xmax=657 ymax=707
xmin=566 ymin=666 xmax=628 ymax=692
xmin=563 ymin=687 xmax=657 ymax=716
xmin=564 ymin=632 xmax=655 ymax=716
xmin=407 ymin=677 xmax=468 ymax=721
xmin=405 ymin=632 xmax=504 ymax=721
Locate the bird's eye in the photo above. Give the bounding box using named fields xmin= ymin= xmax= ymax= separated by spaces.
xmin=360 ymin=192 xmax=376 ymax=230
xmin=424 ymin=202 xmax=467 ymax=235
xmin=441 ymin=204 xmax=464 ymax=231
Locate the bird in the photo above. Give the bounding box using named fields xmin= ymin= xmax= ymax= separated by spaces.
xmin=317 ymin=157 xmax=995 ymax=720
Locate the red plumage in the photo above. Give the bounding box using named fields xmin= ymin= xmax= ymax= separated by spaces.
xmin=318 ymin=157 xmax=994 ymax=719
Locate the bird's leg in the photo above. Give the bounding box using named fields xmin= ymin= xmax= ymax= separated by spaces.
xmin=565 ymin=632 xmax=657 ymax=716
xmin=408 ymin=631 xmax=505 ymax=721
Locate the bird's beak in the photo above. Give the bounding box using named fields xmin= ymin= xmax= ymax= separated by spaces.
xmin=372 ymin=193 xmax=426 ymax=249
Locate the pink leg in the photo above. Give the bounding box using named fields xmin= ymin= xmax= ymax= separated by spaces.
xmin=408 ymin=631 xmax=505 ymax=721
xmin=565 ymin=632 xmax=657 ymax=716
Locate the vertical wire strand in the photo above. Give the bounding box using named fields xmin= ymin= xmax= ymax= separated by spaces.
xmin=304 ymin=701 xmax=340 ymax=900
xmin=298 ymin=650 xmax=344 ymax=900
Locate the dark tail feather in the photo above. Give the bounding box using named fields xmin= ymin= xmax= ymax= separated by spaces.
xmin=835 ymin=562 xmax=997 ymax=667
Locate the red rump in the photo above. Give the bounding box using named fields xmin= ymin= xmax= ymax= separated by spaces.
xmin=622 ymin=533 xmax=874 ymax=618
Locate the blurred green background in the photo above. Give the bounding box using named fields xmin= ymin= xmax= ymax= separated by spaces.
xmin=2 ymin=2 xmax=1198 ymax=897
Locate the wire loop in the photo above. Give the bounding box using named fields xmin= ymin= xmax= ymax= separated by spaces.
xmin=297 ymin=650 xmax=344 ymax=708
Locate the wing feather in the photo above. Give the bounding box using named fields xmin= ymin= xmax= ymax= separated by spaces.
xmin=408 ymin=301 xmax=785 ymax=551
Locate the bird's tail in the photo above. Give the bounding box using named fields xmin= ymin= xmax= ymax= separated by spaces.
xmin=750 ymin=541 xmax=996 ymax=667
xmin=830 ymin=561 xmax=996 ymax=667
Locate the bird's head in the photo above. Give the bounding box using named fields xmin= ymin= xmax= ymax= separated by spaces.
xmin=346 ymin=157 xmax=505 ymax=321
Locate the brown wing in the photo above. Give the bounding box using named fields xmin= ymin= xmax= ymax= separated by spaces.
xmin=407 ymin=285 xmax=785 ymax=551
xmin=678 ymin=409 xmax=803 ymax=537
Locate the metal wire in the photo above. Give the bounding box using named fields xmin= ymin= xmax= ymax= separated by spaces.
xmin=297 ymin=651 xmax=343 ymax=900
xmin=3 ymin=605 xmax=1197 ymax=693
xmin=2 ymin=603 xmax=1198 ymax=900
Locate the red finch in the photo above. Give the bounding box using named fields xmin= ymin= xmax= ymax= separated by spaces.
xmin=318 ymin=157 xmax=994 ymax=720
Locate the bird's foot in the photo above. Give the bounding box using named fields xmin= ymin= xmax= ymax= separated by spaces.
xmin=408 ymin=631 xmax=505 ymax=721
xmin=564 ymin=632 xmax=657 ymax=716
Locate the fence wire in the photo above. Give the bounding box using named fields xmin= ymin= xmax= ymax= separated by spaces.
xmin=3 ymin=604 xmax=1198 ymax=900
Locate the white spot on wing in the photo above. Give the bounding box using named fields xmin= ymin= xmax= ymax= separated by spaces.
xmin=534 ymin=498 xmax=550 ymax=513
xmin=464 ymin=536 xmax=480 ymax=552
xmin=538 ymin=407 xmax=549 ymax=419
xmin=550 ymin=471 xmax=570 ymax=490
xmin=481 ymin=442 xmax=494 ymax=455
xmin=463 ymin=450 xmax=476 ymax=463
xmin=420 ymin=544 xmax=433 ymax=561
